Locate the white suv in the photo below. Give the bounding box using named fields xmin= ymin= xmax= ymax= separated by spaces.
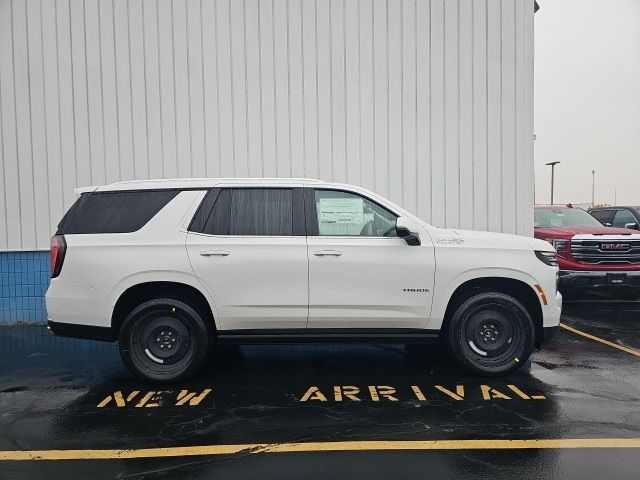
xmin=46 ymin=178 xmax=561 ymax=382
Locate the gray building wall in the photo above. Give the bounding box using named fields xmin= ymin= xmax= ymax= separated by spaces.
xmin=0 ymin=0 xmax=535 ymax=253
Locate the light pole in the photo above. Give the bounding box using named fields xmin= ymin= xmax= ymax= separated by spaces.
xmin=545 ymin=161 xmax=561 ymax=204
xmin=591 ymin=170 xmax=595 ymax=206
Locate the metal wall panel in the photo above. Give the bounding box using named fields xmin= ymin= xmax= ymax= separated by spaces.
xmin=0 ymin=0 xmax=535 ymax=251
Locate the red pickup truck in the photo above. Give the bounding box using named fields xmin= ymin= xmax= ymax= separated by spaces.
xmin=534 ymin=205 xmax=640 ymax=290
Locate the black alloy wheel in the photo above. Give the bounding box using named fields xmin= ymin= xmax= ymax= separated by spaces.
xmin=119 ymin=298 xmax=211 ymax=383
xmin=447 ymin=291 xmax=535 ymax=375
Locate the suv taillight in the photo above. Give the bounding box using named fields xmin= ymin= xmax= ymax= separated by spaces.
xmin=51 ymin=235 xmax=67 ymax=278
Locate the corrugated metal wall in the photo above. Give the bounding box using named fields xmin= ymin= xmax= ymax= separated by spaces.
xmin=0 ymin=0 xmax=534 ymax=251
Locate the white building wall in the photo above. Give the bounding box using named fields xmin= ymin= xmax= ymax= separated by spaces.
xmin=0 ymin=0 xmax=535 ymax=251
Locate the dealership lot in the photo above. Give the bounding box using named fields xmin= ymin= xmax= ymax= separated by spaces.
xmin=0 ymin=294 xmax=638 ymax=479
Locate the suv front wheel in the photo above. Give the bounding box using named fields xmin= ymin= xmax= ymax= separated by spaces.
xmin=447 ymin=291 xmax=535 ymax=376
xmin=118 ymin=298 xmax=211 ymax=383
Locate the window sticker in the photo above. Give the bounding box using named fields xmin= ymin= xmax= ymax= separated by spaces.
xmin=317 ymin=197 xmax=364 ymax=235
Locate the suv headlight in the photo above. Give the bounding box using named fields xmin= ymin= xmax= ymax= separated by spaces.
xmin=552 ymin=239 xmax=568 ymax=251
xmin=544 ymin=238 xmax=568 ymax=252
xmin=535 ymin=250 xmax=559 ymax=267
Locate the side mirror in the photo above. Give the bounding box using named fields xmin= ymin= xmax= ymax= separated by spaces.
xmin=396 ymin=217 xmax=421 ymax=246
xmin=625 ymin=222 xmax=640 ymax=230
xmin=605 ymin=223 xmax=612 ymax=227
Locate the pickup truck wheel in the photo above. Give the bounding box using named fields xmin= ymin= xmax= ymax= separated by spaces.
xmin=447 ymin=292 xmax=535 ymax=376
xmin=118 ymin=298 xmax=210 ymax=384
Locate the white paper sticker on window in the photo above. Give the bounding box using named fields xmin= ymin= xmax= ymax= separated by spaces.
xmin=317 ymin=197 xmax=364 ymax=235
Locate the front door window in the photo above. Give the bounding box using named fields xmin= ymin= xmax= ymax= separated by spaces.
xmin=314 ymin=189 xmax=397 ymax=237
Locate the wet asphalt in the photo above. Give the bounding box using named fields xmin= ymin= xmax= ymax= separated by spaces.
xmin=0 ymin=291 xmax=639 ymax=479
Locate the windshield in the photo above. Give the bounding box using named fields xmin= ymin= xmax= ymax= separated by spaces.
xmin=534 ymin=207 xmax=604 ymax=228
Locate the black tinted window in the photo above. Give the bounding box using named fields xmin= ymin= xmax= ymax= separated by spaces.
xmin=189 ymin=189 xmax=221 ymax=233
xmin=56 ymin=193 xmax=91 ymax=233
xmin=198 ymin=189 xmax=231 ymax=235
xmin=58 ymin=190 xmax=178 ymax=234
xmin=589 ymin=209 xmax=613 ymax=224
xmin=229 ymin=188 xmax=293 ymax=236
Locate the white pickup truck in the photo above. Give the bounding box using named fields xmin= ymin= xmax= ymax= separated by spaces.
xmin=46 ymin=178 xmax=561 ymax=383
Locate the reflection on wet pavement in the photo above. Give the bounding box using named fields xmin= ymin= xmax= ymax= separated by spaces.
xmin=0 ymin=292 xmax=638 ymax=479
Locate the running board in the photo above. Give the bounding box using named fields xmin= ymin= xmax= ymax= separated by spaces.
xmin=217 ymin=328 xmax=440 ymax=345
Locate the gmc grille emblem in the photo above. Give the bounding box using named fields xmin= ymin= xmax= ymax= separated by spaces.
xmin=600 ymin=243 xmax=630 ymax=251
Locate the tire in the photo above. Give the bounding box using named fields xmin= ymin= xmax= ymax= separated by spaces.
xmin=118 ymin=298 xmax=211 ymax=384
xmin=447 ymin=291 xmax=535 ymax=376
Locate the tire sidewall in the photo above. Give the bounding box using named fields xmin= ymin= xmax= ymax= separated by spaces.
xmin=118 ymin=298 xmax=210 ymax=384
xmin=447 ymin=292 xmax=535 ymax=376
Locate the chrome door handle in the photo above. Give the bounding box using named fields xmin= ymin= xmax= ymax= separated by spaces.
xmin=200 ymin=250 xmax=230 ymax=256
xmin=313 ymin=250 xmax=343 ymax=256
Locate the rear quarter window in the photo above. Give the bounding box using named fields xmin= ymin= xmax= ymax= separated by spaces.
xmin=56 ymin=190 xmax=179 ymax=234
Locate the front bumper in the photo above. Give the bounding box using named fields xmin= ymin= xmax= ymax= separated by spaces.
xmin=559 ymin=270 xmax=640 ymax=288
xmin=543 ymin=325 xmax=559 ymax=342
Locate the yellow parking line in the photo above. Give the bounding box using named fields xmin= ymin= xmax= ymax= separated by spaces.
xmin=1 ymin=438 xmax=639 ymax=461
xmin=559 ymin=323 xmax=640 ymax=357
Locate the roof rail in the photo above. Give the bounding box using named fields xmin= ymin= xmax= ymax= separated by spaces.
xmin=108 ymin=177 xmax=326 ymax=185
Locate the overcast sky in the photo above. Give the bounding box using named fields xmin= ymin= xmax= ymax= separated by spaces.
xmin=534 ymin=0 xmax=640 ymax=206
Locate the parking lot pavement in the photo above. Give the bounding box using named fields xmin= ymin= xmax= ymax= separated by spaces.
xmin=0 ymin=294 xmax=639 ymax=479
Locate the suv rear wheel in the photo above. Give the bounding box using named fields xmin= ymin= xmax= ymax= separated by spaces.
xmin=118 ymin=298 xmax=211 ymax=383
xmin=447 ymin=291 xmax=535 ymax=375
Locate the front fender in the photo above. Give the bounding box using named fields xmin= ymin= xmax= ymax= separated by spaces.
xmin=426 ymin=267 xmax=542 ymax=330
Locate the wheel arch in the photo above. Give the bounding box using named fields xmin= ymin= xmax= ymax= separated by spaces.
xmin=111 ymin=280 xmax=218 ymax=340
xmin=440 ymin=277 xmax=544 ymax=347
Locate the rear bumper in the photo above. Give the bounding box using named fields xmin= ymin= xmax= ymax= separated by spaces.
xmin=558 ymin=270 xmax=640 ymax=288
xmin=47 ymin=321 xmax=115 ymax=342
xmin=45 ymin=281 xmax=112 ymax=328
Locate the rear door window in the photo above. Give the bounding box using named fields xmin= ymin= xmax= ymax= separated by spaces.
xmin=57 ymin=190 xmax=179 ymax=234
xmin=193 ymin=188 xmax=305 ymax=236
xmin=230 ymin=188 xmax=293 ymax=236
